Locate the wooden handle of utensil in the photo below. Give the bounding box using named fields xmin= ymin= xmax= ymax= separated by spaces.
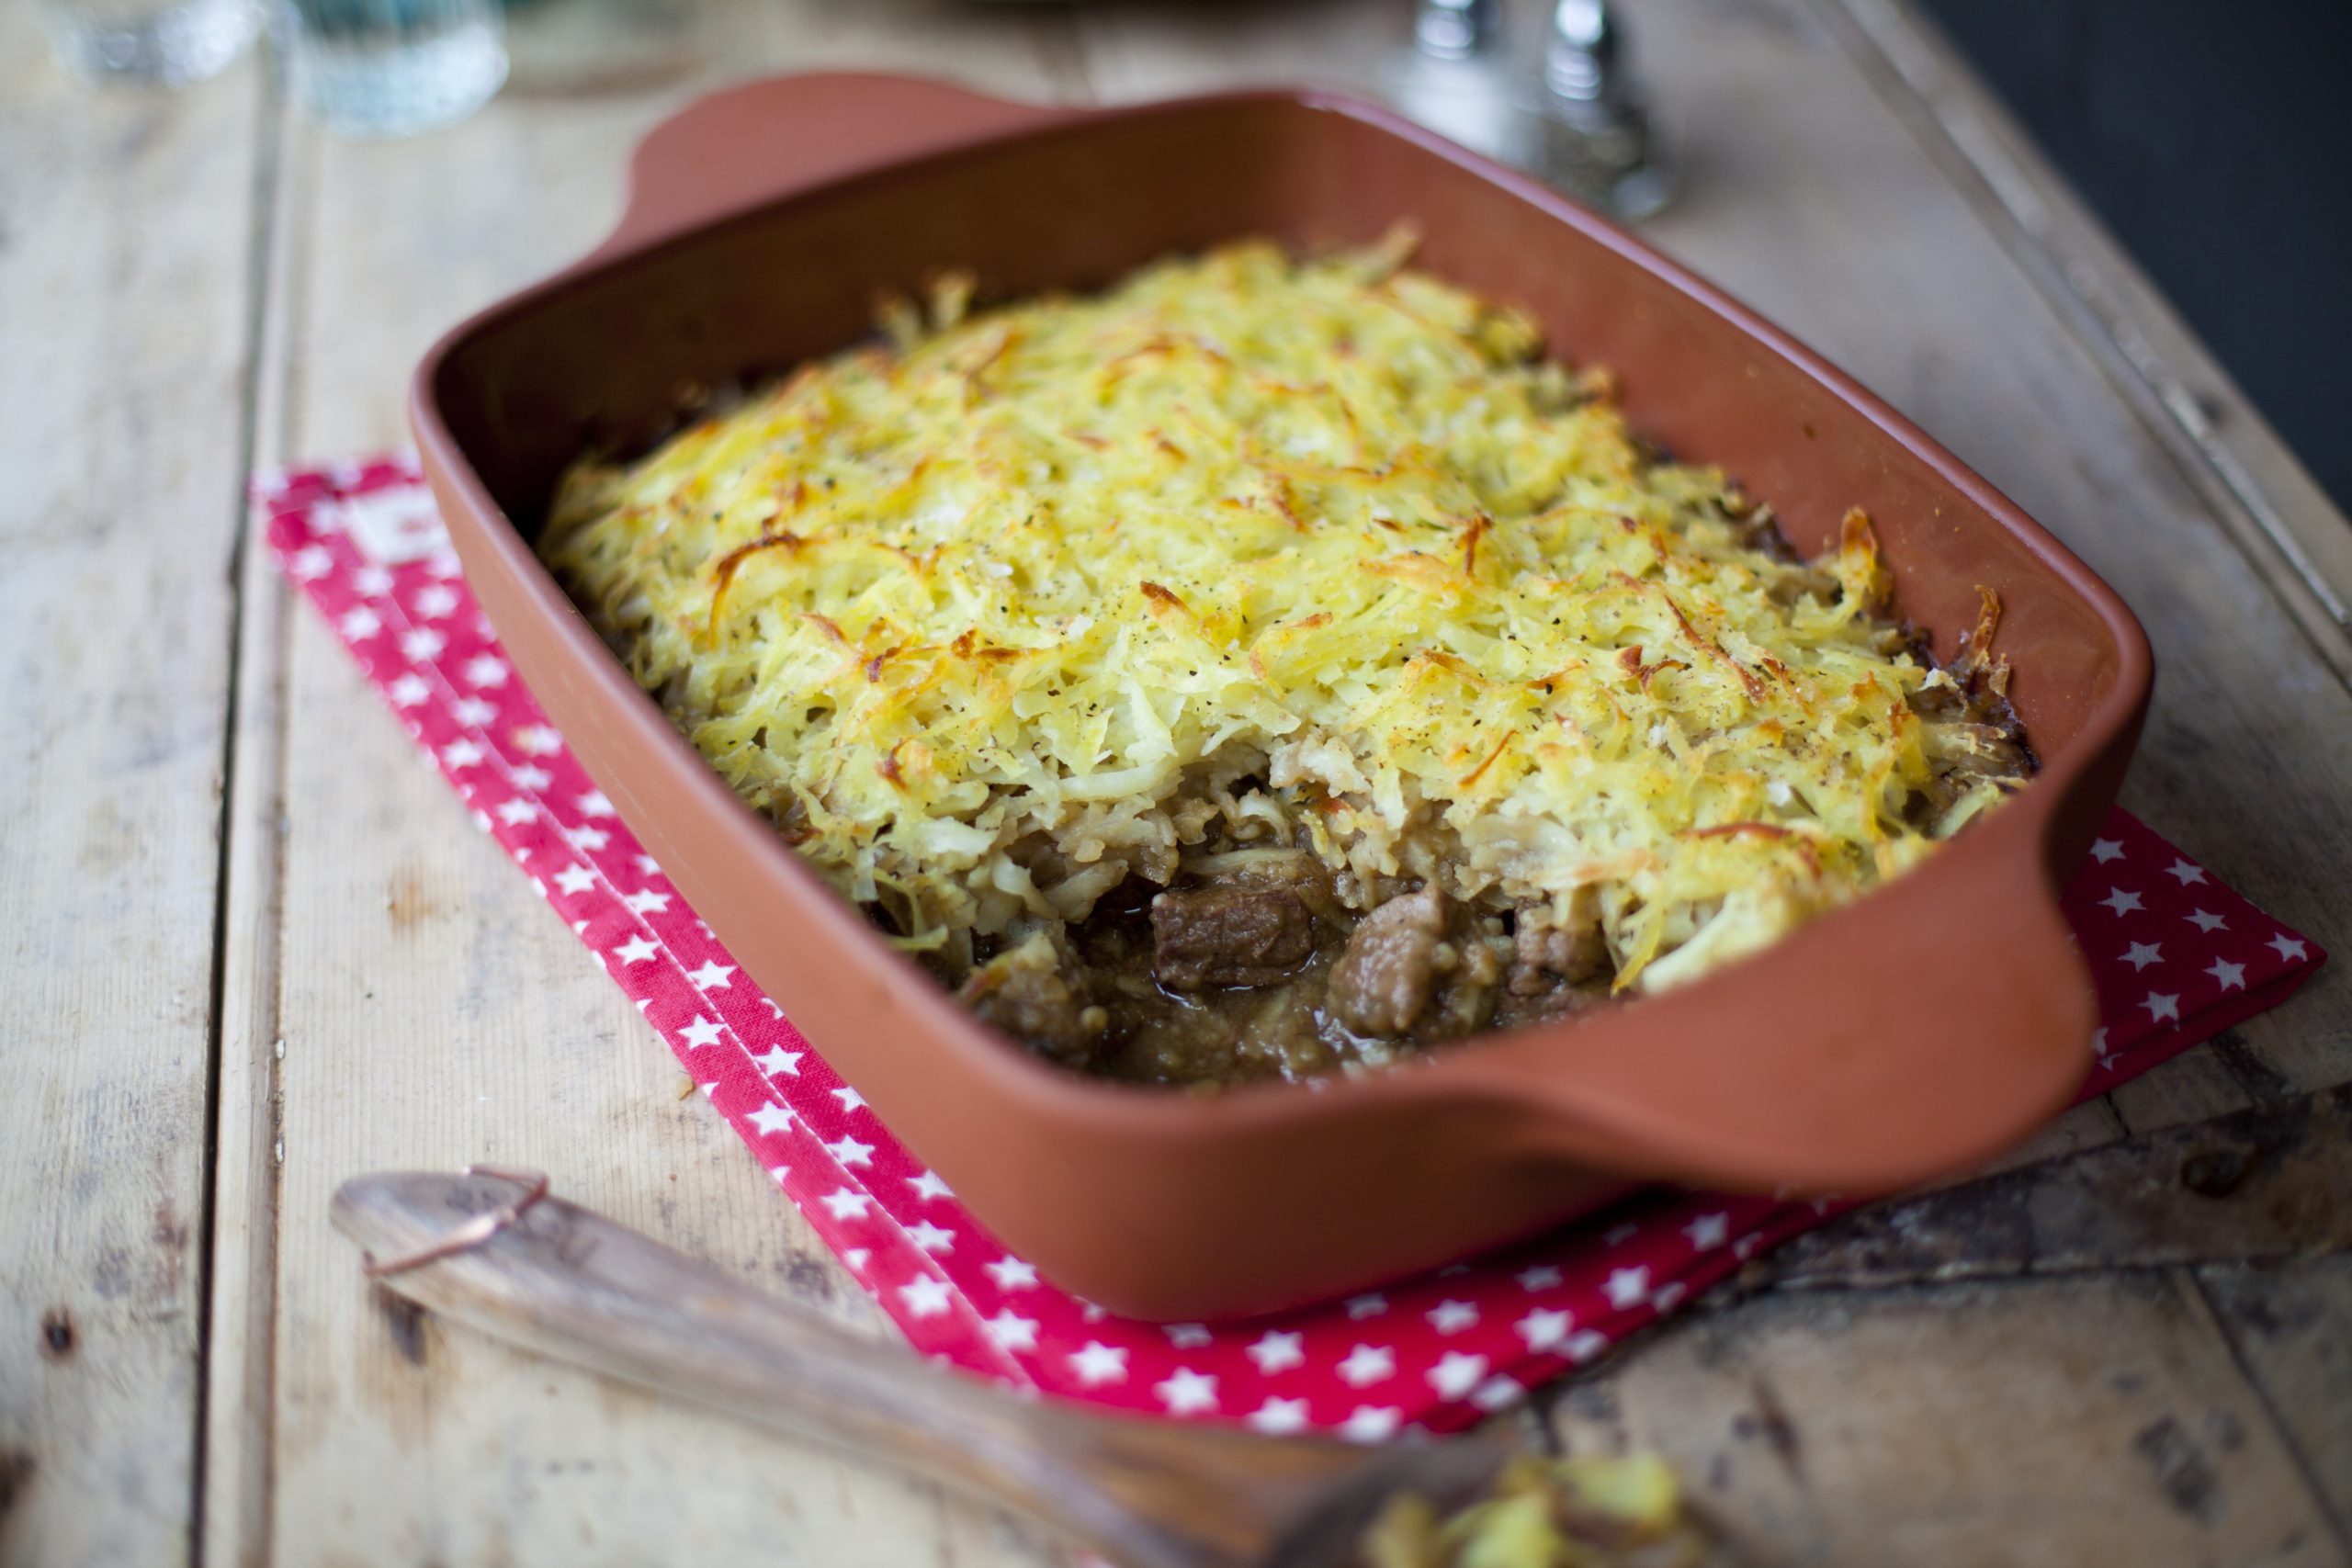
xmin=581 ymin=73 xmax=1080 ymax=268
xmin=331 ymin=1170 xmax=1382 ymax=1568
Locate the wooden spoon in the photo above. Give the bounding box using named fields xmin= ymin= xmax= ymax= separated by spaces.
xmin=332 ymin=1169 xmax=1514 ymax=1568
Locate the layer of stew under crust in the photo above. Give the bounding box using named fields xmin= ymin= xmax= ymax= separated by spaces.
xmin=539 ymin=232 xmax=2032 ymax=1086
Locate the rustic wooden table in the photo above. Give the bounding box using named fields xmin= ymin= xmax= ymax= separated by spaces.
xmin=6 ymin=0 xmax=2348 ymax=1562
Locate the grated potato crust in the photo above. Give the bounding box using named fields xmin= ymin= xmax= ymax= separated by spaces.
xmin=541 ymin=235 xmax=2024 ymax=995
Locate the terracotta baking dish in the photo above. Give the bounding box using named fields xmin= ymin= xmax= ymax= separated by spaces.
xmin=413 ymin=73 xmax=2152 ymax=1321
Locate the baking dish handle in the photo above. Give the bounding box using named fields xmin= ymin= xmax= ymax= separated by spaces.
xmin=582 ymin=73 xmax=1083 ymax=269
xmin=1470 ymin=816 xmax=2098 ymax=1197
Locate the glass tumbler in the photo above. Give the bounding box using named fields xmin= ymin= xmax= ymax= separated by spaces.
xmin=41 ymin=0 xmax=260 ymax=87
xmin=277 ymin=0 xmax=507 ymax=138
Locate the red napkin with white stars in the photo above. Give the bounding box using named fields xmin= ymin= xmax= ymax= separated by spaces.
xmin=260 ymin=455 xmax=2327 ymax=1439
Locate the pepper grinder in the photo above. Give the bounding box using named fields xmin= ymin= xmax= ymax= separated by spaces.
xmin=1382 ymin=0 xmax=1518 ymax=164
xmin=1520 ymin=0 xmax=1677 ymax=220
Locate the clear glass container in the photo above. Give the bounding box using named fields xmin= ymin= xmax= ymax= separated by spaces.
xmin=41 ymin=0 xmax=260 ymax=87
xmin=277 ymin=0 xmax=506 ymax=138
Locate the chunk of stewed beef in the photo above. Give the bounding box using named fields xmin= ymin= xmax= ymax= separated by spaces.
xmin=1327 ymin=887 xmax=1504 ymax=1041
xmin=1149 ymin=881 xmax=1317 ymax=991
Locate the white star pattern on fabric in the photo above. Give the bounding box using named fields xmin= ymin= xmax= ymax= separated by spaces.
xmin=752 ymin=1046 xmax=801 ymax=1077
xmin=399 ymin=627 xmax=444 ymax=661
xmin=746 ymin=1104 xmax=793 ymax=1137
xmin=984 ymin=1255 xmax=1037 ymax=1292
xmin=440 ymin=739 xmax=485 ymax=769
xmin=462 ymin=655 xmax=509 ymax=687
xmin=2207 ymin=959 xmax=2246 ymax=991
xmin=2168 ymin=860 xmax=2207 ymax=885
xmin=1427 ymin=1351 xmax=1487 ymax=1400
xmin=1068 ymin=1342 xmax=1128 ymax=1386
xmin=1683 ymin=1212 xmax=1729 ymax=1249
xmin=686 ymin=960 xmax=733 ymax=989
xmin=413 ymin=582 xmax=459 ymax=618
xmin=2269 ymin=933 xmax=2310 ymax=963
xmin=289 ymin=544 xmax=334 ymax=580
xmin=832 ymin=1086 xmax=866 ymax=1112
xmin=898 ymin=1276 xmax=952 ymax=1318
xmin=907 ymin=1221 xmax=955 ymax=1253
xmin=1152 ymin=1372 xmax=1223 ymax=1419
xmin=983 ymin=1311 xmax=1038 ymax=1352
xmin=1472 ymin=1375 xmax=1525 ymax=1413
xmin=566 ymin=825 xmax=609 ymax=852
xmin=1164 ymin=1323 xmax=1213 ymax=1348
xmin=1246 ymin=1398 xmax=1312 ymax=1436
xmin=613 ymin=934 xmax=659 ymax=964
xmin=496 ymin=798 xmax=537 ymax=828
xmin=820 ymin=1189 xmax=871 ymax=1220
xmin=451 ymin=696 xmax=496 ymax=728
xmin=1653 ymin=1282 xmax=1687 ymax=1313
xmin=825 ymin=1135 xmax=874 ymax=1168
xmin=1517 ymin=1308 xmax=1572 ymax=1350
xmin=2122 ymin=942 xmax=2163 ymax=971
xmin=2143 ymin=992 xmax=2181 ymax=1025
xmin=1155 ymin=1368 xmax=1218 ymax=1416
xmin=552 ymin=864 xmax=595 ymax=896
xmin=1426 ymin=1300 xmax=1479 ymax=1334
xmin=1346 ymin=1293 xmax=1387 ymax=1319
xmin=576 ymin=791 xmax=616 ymax=818
xmin=1516 ymin=1265 xmax=1563 ymax=1292
xmin=677 ymin=1016 xmax=724 ymax=1050
xmin=1566 ymin=1329 xmax=1611 ymax=1363
xmin=1339 ymin=1406 xmax=1402 ymax=1443
xmin=514 ymin=725 xmax=562 ymax=755
xmin=1604 ymin=1267 xmax=1650 ymax=1309
xmin=2093 ymin=1026 xmax=2111 ymax=1064
xmin=511 ymin=764 xmax=551 ymax=791
xmin=352 ymin=566 xmax=395 ymax=596
xmin=1247 ymin=1331 xmax=1305 ymax=1374
xmin=621 ymin=889 xmax=670 ymax=916
xmin=1338 ymin=1344 xmax=1396 ymax=1386
xmin=2089 ymin=838 xmax=2124 ymax=863
xmin=635 ymin=854 xmax=662 ymax=878
xmin=388 ymin=672 xmax=430 ymax=706
xmin=2187 ymin=909 xmax=2227 ymax=933
xmin=2101 ymin=887 xmax=2143 ymax=917
xmin=907 ymin=1169 xmax=954 ymax=1202
xmin=338 ymin=607 xmax=382 ymax=640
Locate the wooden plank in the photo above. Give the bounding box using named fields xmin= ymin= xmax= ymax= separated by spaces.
xmin=1076 ymin=0 xmax=1397 ymax=100
xmin=0 ymin=19 xmax=267 ymax=1566
xmin=1771 ymin=1084 xmax=2352 ymax=1289
xmin=214 ymin=4 xmax=1088 ymax=1562
xmin=2200 ymin=1256 xmax=2352 ymax=1534
xmin=1548 ymin=1273 xmax=2348 ymax=1565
